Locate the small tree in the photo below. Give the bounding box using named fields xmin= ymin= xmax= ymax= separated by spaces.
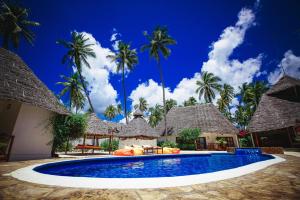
xmin=178 ymin=128 xmax=201 ymax=150
xmin=51 ymin=114 xmax=87 ymax=155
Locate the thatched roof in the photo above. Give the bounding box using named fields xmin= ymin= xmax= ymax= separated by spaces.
xmin=155 ymin=104 xmax=238 ymax=135
xmin=86 ymin=113 xmax=123 ymax=136
xmin=118 ymin=109 xmax=159 ymax=138
xmin=248 ymin=84 xmax=300 ymax=133
xmin=0 ymin=48 xmax=68 ymax=115
xmin=266 ymin=75 xmax=300 ymax=95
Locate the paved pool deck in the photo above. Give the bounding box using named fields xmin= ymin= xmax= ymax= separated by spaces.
xmin=0 ymin=153 xmax=299 ymax=200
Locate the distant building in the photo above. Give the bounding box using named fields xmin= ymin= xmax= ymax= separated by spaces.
xmin=117 ymin=109 xmax=159 ymax=148
xmin=248 ymin=76 xmax=300 ymax=148
xmin=155 ymin=104 xmax=239 ymax=149
xmin=0 ymin=48 xmax=68 ymax=161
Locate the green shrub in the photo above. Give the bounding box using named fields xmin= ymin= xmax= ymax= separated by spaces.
xmin=51 ymin=113 xmax=87 ymax=155
xmin=101 ymin=139 xmax=119 ymax=151
xmin=178 ymin=128 xmax=201 ymax=143
xmin=216 ymin=137 xmax=227 ymax=146
xmin=177 ymin=143 xmax=195 ymax=150
xmin=239 ymin=136 xmax=252 ymax=147
xmin=158 ymin=141 xmax=177 ymax=148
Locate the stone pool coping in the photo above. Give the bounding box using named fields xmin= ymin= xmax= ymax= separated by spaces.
xmin=9 ymin=154 xmax=285 ymax=189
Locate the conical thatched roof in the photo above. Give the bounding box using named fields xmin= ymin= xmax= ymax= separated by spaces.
xmin=86 ymin=113 xmax=123 ymax=136
xmin=0 ymin=48 xmax=68 ymax=115
xmin=248 ymin=76 xmax=300 ymax=133
xmin=118 ymin=110 xmax=159 ymax=138
xmin=155 ymin=104 xmax=238 ymax=135
xmin=267 ymin=75 xmax=300 ymax=95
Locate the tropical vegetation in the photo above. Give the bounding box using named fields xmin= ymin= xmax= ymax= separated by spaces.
xmin=0 ymin=1 xmax=40 ymax=49
xmin=134 ymin=97 xmax=148 ymax=112
xmin=108 ymin=41 xmax=138 ymax=124
xmin=142 ymin=26 xmax=176 ymax=138
xmin=101 ymin=139 xmax=119 ymax=151
xmin=51 ymin=114 xmax=87 ymax=155
xmin=196 ymin=71 xmax=222 ymax=103
xmin=183 ymin=97 xmax=198 ymax=106
xmin=177 ymin=128 xmax=201 ymax=150
xmin=57 ymin=31 xmax=96 ymax=112
xmin=104 ymin=105 xmax=121 ymax=120
xmin=165 ymin=98 xmax=177 ymax=112
xmin=148 ymin=104 xmax=163 ymax=127
xmin=56 ymin=72 xmax=86 ymax=113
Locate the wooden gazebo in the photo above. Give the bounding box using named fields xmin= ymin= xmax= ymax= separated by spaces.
xmin=79 ymin=113 xmax=122 ymax=154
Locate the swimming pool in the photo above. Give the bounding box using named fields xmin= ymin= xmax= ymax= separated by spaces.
xmin=11 ymin=151 xmax=285 ymax=189
xmin=34 ymin=153 xmax=274 ymax=178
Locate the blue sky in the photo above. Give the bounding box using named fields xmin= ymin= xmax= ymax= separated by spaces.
xmin=12 ymin=0 xmax=300 ymax=122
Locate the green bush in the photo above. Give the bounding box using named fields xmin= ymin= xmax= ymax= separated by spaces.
xmin=0 ymin=142 xmax=8 ymax=154
xmin=178 ymin=128 xmax=201 ymax=143
xmin=158 ymin=141 xmax=177 ymax=148
xmin=51 ymin=113 xmax=87 ymax=155
xmin=177 ymin=143 xmax=195 ymax=150
xmin=239 ymin=135 xmax=252 ymax=147
xmin=101 ymin=139 xmax=119 ymax=151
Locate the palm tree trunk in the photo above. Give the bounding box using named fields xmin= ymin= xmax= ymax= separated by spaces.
xmin=77 ymin=70 xmax=94 ymax=112
xmin=157 ymin=59 xmax=168 ymax=141
xmin=122 ymin=65 xmax=128 ymax=124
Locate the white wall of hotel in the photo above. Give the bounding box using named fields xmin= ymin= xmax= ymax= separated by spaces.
xmin=0 ymin=100 xmax=54 ymax=161
xmin=159 ymin=132 xmax=239 ymax=147
xmin=118 ymin=138 xmax=157 ymax=148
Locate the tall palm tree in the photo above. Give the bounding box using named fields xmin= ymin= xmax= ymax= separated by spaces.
xmin=134 ymin=97 xmax=148 ymax=112
xmin=165 ymin=99 xmax=177 ymax=113
xmin=196 ymin=71 xmax=222 ymax=103
xmin=245 ymin=81 xmax=269 ymax=110
xmin=57 ymin=32 xmax=96 ymax=112
xmin=0 ymin=1 xmax=40 ymax=49
xmin=217 ymin=84 xmax=234 ymax=113
xmin=183 ymin=97 xmax=197 ymax=106
xmin=56 ymin=72 xmax=86 ymax=113
xmin=148 ymin=104 xmax=163 ymax=128
xmin=104 ymin=105 xmax=117 ymax=121
xmin=141 ymin=26 xmax=176 ymax=137
xmin=107 ymin=41 xmax=138 ymax=124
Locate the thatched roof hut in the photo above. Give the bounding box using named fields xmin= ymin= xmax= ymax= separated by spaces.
xmin=86 ymin=113 xmax=123 ymax=138
xmin=156 ymin=104 xmax=238 ymax=135
xmin=118 ymin=109 xmax=159 ymax=139
xmin=248 ymin=75 xmax=300 ymax=133
xmin=0 ymin=48 xmax=68 ymax=115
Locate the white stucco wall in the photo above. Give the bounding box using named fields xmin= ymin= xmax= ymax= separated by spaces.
xmin=9 ymin=103 xmax=54 ymax=161
xmin=161 ymin=132 xmax=239 ymax=147
xmin=119 ymin=138 xmax=157 ymax=149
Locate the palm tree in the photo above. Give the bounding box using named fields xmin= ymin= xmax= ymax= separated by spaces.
xmin=245 ymin=81 xmax=269 ymax=110
xmin=0 ymin=1 xmax=40 ymax=49
xmin=107 ymin=41 xmax=138 ymax=124
xmin=217 ymin=84 xmax=234 ymax=113
xmin=104 ymin=105 xmax=117 ymax=121
xmin=183 ymin=97 xmax=198 ymax=106
xmin=148 ymin=104 xmax=163 ymax=128
xmin=116 ymin=103 xmax=122 ymax=115
xmin=134 ymin=97 xmax=148 ymax=112
xmin=56 ymin=72 xmax=86 ymax=113
xmin=196 ymin=71 xmax=222 ymax=103
xmin=141 ymin=26 xmax=176 ymax=137
xmin=165 ymin=99 xmax=177 ymax=113
xmin=57 ymin=32 xmax=96 ymax=112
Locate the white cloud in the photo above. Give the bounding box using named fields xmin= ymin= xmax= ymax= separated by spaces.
xmin=268 ymin=50 xmax=300 ymax=84
xmin=129 ymin=74 xmax=201 ymax=109
xmin=128 ymin=7 xmax=262 ymax=109
xmin=201 ymin=8 xmax=262 ymax=91
xmin=76 ymin=32 xmax=119 ymax=113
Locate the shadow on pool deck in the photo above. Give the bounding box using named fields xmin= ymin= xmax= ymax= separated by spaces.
xmin=0 ymin=154 xmax=299 ymax=200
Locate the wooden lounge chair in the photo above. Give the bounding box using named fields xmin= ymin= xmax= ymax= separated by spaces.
xmin=74 ymin=144 xmax=101 ymax=150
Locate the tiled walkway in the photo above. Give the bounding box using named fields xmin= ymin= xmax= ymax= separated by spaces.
xmin=0 ymin=154 xmax=299 ymax=200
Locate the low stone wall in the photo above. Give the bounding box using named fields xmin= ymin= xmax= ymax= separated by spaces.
xmin=227 ymin=147 xmax=284 ymax=154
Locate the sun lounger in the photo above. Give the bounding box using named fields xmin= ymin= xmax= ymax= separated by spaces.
xmin=74 ymin=144 xmax=101 ymax=150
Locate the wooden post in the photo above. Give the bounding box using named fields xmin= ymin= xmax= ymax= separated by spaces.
xmin=82 ymin=134 xmax=86 ymax=154
xmin=6 ymin=135 xmax=15 ymax=162
xmin=255 ymin=133 xmax=260 ymax=147
xmin=250 ymin=133 xmax=255 ymax=147
xmin=287 ymin=127 xmax=293 ymax=147
xmin=92 ymin=135 xmax=96 ymax=154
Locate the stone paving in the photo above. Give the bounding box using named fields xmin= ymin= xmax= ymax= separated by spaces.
xmin=0 ymin=154 xmax=299 ymax=200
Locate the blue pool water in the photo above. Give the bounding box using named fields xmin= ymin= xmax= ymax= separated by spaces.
xmin=34 ymin=151 xmax=274 ymax=178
